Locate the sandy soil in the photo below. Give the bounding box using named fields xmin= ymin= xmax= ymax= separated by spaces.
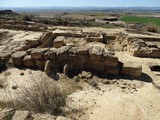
xmin=66 ymin=52 xmax=160 ymax=120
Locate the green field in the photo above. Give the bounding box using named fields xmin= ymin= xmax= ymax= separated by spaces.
xmin=119 ymin=16 xmax=160 ymax=26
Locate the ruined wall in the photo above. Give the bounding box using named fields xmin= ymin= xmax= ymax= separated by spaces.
xmin=9 ymin=31 xmax=142 ymax=77
xmin=11 ymin=46 xmax=120 ymax=75
xmin=115 ymin=33 xmax=160 ymax=58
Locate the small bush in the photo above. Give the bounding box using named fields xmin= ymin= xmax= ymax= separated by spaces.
xmin=11 ymin=75 xmax=66 ymax=115
xmin=21 ymin=14 xmax=32 ymax=21
xmin=145 ymin=24 xmax=159 ymax=33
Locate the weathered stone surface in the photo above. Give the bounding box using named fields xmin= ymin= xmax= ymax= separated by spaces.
xmin=44 ymin=60 xmax=52 ymax=76
xmin=122 ymin=62 xmax=142 ymax=77
xmin=44 ymin=48 xmax=57 ymax=60
xmin=147 ymin=42 xmax=158 ymax=48
xmin=56 ymin=116 xmax=71 ymax=120
xmin=31 ymin=48 xmax=49 ymax=60
xmin=89 ymin=46 xmax=104 ymax=60
xmin=69 ymin=47 xmax=77 ymax=60
xmin=78 ymin=71 xmax=92 ymax=79
xmin=53 ymin=29 xmax=86 ymax=38
xmin=127 ymin=38 xmax=160 ymax=58
xmin=23 ymin=55 xmax=35 ymax=67
xmin=86 ymin=33 xmax=103 ymax=42
xmin=0 ymin=52 xmax=12 ymax=61
xmin=40 ymin=32 xmax=54 ymax=48
xmin=33 ymin=113 xmax=56 ymax=120
xmin=57 ymin=46 xmax=71 ymax=60
xmin=0 ymin=108 xmax=14 ymax=119
xmin=35 ymin=60 xmax=46 ymax=70
xmin=54 ymin=36 xmax=65 ymax=48
xmin=103 ymin=50 xmax=118 ymax=67
xmin=77 ymin=47 xmax=89 ymax=55
xmin=106 ymin=63 xmax=121 ymax=75
xmin=12 ymin=51 xmax=27 ymax=66
xmin=12 ymin=110 xmax=30 ymax=120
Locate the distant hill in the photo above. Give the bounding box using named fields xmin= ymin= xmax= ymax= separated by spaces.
xmin=0 ymin=10 xmax=19 ymax=16
xmin=0 ymin=6 xmax=160 ymax=13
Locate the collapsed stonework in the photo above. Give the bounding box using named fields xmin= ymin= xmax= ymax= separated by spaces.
xmin=9 ymin=31 xmax=143 ymax=78
xmin=114 ymin=33 xmax=160 ymax=58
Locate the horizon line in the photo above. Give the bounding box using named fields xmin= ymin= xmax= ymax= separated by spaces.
xmin=1 ymin=6 xmax=160 ymax=8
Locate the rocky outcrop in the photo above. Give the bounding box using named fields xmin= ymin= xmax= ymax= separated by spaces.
xmin=23 ymin=55 xmax=35 ymax=67
xmin=115 ymin=34 xmax=160 ymax=58
xmin=53 ymin=29 xmax=86 ymax=38
xmin=11 ymin=51 xmax=27 ymax=66
xmin=128 ymin=38 xmax=160 ymax=58
xmin=56 ymin=46 xmax=71 ymax=60
xmin=44 ymin=48 xmax=57 ymax=60
xmin=121 ymin=62 xmax=142 ymax=77
xmin=31 ymin=48 xmax=49 ymax=60
xmin=0 ymin=108 xmax=71 ymax=120
xmin=12 ymin=110 xmax=31 ymax=120
xmin=53 ymin=36 xmax=65 ymax=48
xmin=39 ymin=32 xmax=55 ymax=48
xmin=44 ymin=60 xmax=53 ymax=76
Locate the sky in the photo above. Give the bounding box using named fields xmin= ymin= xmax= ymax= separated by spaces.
xmin=0 ymin=0 xmax=160 ymax=7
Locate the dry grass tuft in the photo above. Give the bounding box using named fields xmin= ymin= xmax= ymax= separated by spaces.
xmin=145 ymin=24 xmax=159 ymax=33
xmin=10 ymin=75 xmax=66 ymax=115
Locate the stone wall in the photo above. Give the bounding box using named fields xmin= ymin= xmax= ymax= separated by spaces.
xmin=115 ymin=33 xmax=160 ymax=58
xmin=11 ymin=45 xmax=142 ymax=77
xmin=11 ymin=46 xmax=121 ymax=75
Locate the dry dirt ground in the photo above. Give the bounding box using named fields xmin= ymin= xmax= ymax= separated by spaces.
xmin=0 ymin=27 xmax=160 ymax=120
xmin=67 ymin=52 xmax=160 ymax=120
xmin=0 ymin=52 xmax=160 ymax=120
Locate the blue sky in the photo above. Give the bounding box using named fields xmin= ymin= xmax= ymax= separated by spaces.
xmin=0 ymin=0 xmax=160 ymax=7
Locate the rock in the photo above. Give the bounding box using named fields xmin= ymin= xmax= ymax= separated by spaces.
xmin=103 ymin=50 xmax=118 ymax=67
xmin=89 ymin=46 xmax=104 ymax=60
xmin=77 ymin=47 xmax=89 ymax=55
xmin=86 ymin=33 xmax=103 ymax=42
xmin=26 ymin=49 xmax=32 ymax=55
xmin=56 ymin=116 xmax=71 ymax=120
xmin=0 ymin=108 xmax=14 ymax=119
xmin=122 ymin=62 xmax=142 ymax=77
xmin=35 ymin=60 xmax=46 ymax=70
xmin=77 ymin=47 xmax=89 ymax=63
xmin=147 ymin=42 xmax=158 ymax=48
xmin=63 ymin=64 xmax=69 ymax=76
xmin=54 ymin=36 xmax=65 ymax=48
xmin=31 ymin=48 xmax=49 ymax=60
xmin=11 ymin=51 xmax=27 ymax=66
xmin=106 ymin=66 xmax=120 ymax=75
xmin=78 ymin=71 xmax=92 ymax=79
xmin=69 ymin=47 xmax=77 ymax=60
xmin=33 ymin=113 xmax=56 ymax=120
xmin=0 ymin=52 xmax=11 ymax=61
xmin=44 ymin=60 xmax=53 ymax=76
xmin=12 ymin=110 xmax=31 ymax=120
xmin=23 ymin=55 xmax=35 ymax=67
xmin=39 ymin=32 xmax=54 ymax=48
xmin=0 ymin=61 xmax=7 ymax=73
xmin=20 ymin=72 xmax=24 ymax=76
xmin=44 ymin=48 xmax=57 ymax=60
xmin=150 ymin=48 xmax=160 ymax=58
xmin=57 ymin=46 xmax=71 ymax=60
xmin=12 ymin=84 xmax=18 ymax=90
